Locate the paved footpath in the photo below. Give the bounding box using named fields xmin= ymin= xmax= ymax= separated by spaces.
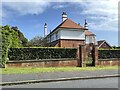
xmin=2 ymin=69 xmax=119 ymax=83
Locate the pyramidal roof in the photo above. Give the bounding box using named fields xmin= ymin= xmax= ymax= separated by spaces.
xmin=58 ymin=19 xmax=85 ymax=29
xmin=85 ymin=30 xmax=95 ymax=36
xmin=49 ymin=19 xmax=85 ymax=35
xmin=46 ymin=18 xmax=96 ymax=38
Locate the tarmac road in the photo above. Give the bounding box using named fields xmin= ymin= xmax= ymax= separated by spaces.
xmin=3 ymin=77 xmax=119 ymax=88
xmin=2 ymin=69 xmax=118 ymax=82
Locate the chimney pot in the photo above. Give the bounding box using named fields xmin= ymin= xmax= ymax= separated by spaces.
xmin=84 ymin=19 xmax=88 ymax=30
xmin=62 ymin=12 xmax=67 ymax=22
xmin=44 ymin=23 xmax=47 ymax=37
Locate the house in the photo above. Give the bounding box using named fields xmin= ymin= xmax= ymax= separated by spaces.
xmin=43 ymin=12 xmax=97 ymax=48
xmin=97 ymin=40 xmax=112 ymax=49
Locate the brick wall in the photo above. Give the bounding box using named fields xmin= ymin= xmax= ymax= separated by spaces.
xmin=97 ymin=59 xmax=120 ymax=66
xmin=91 ymin=46 xmax=119 ymax=66
xmin=6 ymin=45 xmax=119 ymax=68
xmin=93 ymin=46 xmax=120 ymax=66
xmin=60 ymin=39 xmax=85 ymax=48
xmin=6 ymin=59 xmax=79 ymax=68
xmin=52 ymin=40 xmax=60 ymax=47
xmin=48 ymin=39 xmax=85 ymax=48
xmin=47 ymin=40 xmax=60 ymax=47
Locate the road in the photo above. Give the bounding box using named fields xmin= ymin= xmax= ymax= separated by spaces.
xmin=3 ymin=77 xmax=118 ymax=88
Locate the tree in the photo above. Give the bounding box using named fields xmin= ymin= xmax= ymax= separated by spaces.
xmin=11 ymin=26 xmax=28 ymax=47
xmin=0 ymin=26 xmax=2 ymax=67
xmin=0 ymin=25 xmax=29 ymax=67
xmin=28 ymin=36 xmax=43 ymax=46
xmin=1 ymin=25 xmax=19 ymax=67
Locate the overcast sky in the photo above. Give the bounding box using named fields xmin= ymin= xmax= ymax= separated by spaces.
xmin=1 ymin=0 xmax=119 ymax=46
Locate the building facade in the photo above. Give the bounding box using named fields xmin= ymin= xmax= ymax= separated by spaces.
xmin=43 ymin=12 xmax=97 ymax=48
xmin=97 ymin=40 xmax=112 ymax=49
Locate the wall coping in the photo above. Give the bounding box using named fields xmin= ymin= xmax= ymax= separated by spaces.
xmin=98 ymin=58 xmax=120 ymax=61
xmin=7 ymin=58 xmax=78 ymax=63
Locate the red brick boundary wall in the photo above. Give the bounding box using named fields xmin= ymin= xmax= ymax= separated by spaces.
xmin=93 ymin=45 xmax=120 ymax=66
xmin=80 ymin=45 xmax=120 ymax=67
xmin=97 ymin=59 xmax=120 ymax=66
xmin=93 ymin=45 xmax=98 ymax=66
xmin=6 ymin=59 xmax=79 ymax=68
xmin=79 ymin=45 xmax=86 ymax=67
xmin=6 ymin=45 xmax=119 ymax=68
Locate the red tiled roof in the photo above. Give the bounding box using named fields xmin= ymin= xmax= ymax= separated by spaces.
xmin=85 ymin=30 xmax=95 ymax=36
xmin=59 ymin=19 xmax=85 ymax=29
xmin=46 ymin=19 xmax=85 ymax=37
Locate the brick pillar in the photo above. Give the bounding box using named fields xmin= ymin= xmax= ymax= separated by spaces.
xmin=92 ymin=45 xmax=98 ymax=66
xmin=79 ymin=45 xmax=86 ymax=67
xmin=77 ymin=47 xmax=80 ymax=66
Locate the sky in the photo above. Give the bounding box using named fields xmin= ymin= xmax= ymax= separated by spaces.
xmin=1 ymin=0 xmax=119 ymax=46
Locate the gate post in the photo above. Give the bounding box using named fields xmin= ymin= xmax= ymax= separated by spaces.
xmin=79 ymin=45 xmax=86 ymax=67
xmin=92 ymin=45 xmax=98 ymax=66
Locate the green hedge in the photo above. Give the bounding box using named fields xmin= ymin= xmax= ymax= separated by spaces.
xmin=8 ymin=47 xmax=77 ymax=60
xmin=98 ymin=50 xmax=120 ymax=59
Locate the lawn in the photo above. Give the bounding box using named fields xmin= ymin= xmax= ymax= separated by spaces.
xmin=0 ymin=66 xmax=119 ymax=74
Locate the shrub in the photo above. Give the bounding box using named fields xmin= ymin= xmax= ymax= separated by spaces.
xmin=98 ymin=50 xmax=120 ymax=59
xmin=8 ymin=47 xmax=77 ymax=60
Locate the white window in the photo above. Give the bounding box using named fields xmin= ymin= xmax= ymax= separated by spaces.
xmin=51 ymin=34 xmax=54 ymax=42
xmin=56 ymin=32 xmax=58 ymax=40
xmin=89 ymin=36 xmax=93 ymax=43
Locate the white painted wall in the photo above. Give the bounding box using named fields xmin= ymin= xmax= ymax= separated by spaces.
xmin=47 ymin=29 xmax=85 ymax=42
xmin=85 ymin=35 xmax=96 ymax=44
xmin=47 ymin=30 xmax=61 ymax=42
xmin=59 ymin=29 xmax=85 ymax=40
xmin=46 ymin=28 xmax=97 ymax=45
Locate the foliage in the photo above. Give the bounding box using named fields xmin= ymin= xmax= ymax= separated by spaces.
xmin=8 ymin=47 xmax=77 ymax=60
xmin=111 ymin=46 xmax=120 ymax=50
xmin=0 ymin=26 xmax=2 ymax=67
xmin=41 ymin=37 xmax=49 ymax=47
xmin=28 ymin=36 xmax=43 ymax=46
xmin=98 ymin=50 xmax=120 ymax=59
xmin=98 ymin=48 xmax=120 ymax=50
xmin=11 ymin=26 xmax=28 ymax=47
xmin=1 ymin=25 xmax=29 ymax=67
xmin=86 ymin=57 xmax=93 ymax=64
xmin=1 ymin=25 xmax=19 ymax=67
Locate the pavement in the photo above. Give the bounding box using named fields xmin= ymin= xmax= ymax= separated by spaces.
xmin=1 ymin=69 xmax=120 ymax=86
xmin=3 ymin=77 xmax=119 ymax=88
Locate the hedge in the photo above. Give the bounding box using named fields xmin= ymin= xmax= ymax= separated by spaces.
xmin=8 ymin=47 xmax=77 ymax=60
xmin=98 ymin=50 xmax=120 ymax=59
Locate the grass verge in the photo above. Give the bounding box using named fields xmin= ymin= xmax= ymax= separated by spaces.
xmin=0 ymin=66 xmax=119 ymax=74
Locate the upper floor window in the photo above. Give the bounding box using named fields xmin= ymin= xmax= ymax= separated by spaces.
xmin=56 ymin=32 xmax=58 ymax=40
xmin=89 ymin=36 xmax=93 ymax=43
xmin=51 ymin=35 xmax=54 ymax=41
